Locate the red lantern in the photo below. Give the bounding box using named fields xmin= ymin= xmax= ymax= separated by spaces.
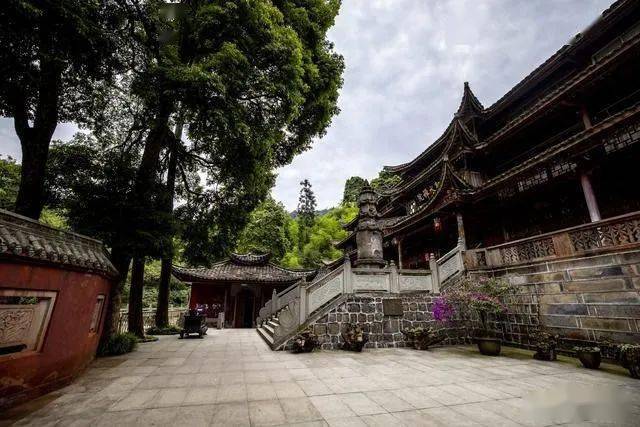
xmin=433 ymin=216 xmax=442 ymax=232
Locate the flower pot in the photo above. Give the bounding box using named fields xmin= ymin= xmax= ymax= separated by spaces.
xmin=621 ymin=360 xmax=640 ymax=379
xmin=476 ymin=338 xmax=501 ymax=356
xmin=577 ymin=350 xmax=601 ymax=369
xmin=414 ymin=340 xmax=430 ymax=351
xmin=628 ymin=364 xmax=640 ymax=379
xmin=534 ymin=348 xmax=557 ymax=361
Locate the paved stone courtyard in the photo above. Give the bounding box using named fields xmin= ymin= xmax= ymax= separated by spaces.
xmin=4 ymin=330 xmax=640 ymax=426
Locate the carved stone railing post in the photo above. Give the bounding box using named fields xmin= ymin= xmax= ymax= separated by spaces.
xmin=429 ymin=253 xmax=440 ymax=294
xmin=389 ymin=260 xmax=400 ymax=293
xmin=343 ymin=257 xmax=353 ymax=294
xmin=299 ymin=281 xmax=307 ymax=325
xmin=271 ymin=289 xmax=278 ymax=315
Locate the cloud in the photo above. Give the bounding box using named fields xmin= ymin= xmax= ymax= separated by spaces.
xmin=0 ymin=0 xmax=612 ymax=211
xmin=272 ymin=0 xmax=611 ymax=211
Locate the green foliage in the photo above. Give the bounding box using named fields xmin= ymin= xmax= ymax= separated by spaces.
xmin=236 ymin=197 xmax=357 ymax=269
xmin=341 ymin=170 xmax=400 ymax=205
xmin=97 ymin=332 xmax=138 ymax=356
xmin=342 ymin=176 xmax=367 ymax=204
xmin=39 ymin=208 xmax=69 ymax=230
xmin=236 ymin=197 xmax=292 ymax=262
xmin=371 ymin=170 xmax=401 ymax=191
xmin=0 ymin=156 xmax=20 ymax=210
xmin=121 ymin=259 xmax=189 ymax=309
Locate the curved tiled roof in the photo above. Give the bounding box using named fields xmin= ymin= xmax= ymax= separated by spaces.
xmin=229 ymin=252 xmax=272 ymax=266
xmin=172 ymin=253 xmax=317 ymax=284
xmin=0 ymin=208 xmax=117 ymax=277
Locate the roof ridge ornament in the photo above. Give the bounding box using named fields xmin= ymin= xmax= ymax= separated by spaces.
xmin=230 ymin=252 xmax=272 ymax=266
xmin=455 ymin=81 xmax=484 ymax=118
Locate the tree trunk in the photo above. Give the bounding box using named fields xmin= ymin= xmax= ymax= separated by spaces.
xmin=12 ymin=32 xmax=61 ymax=219
xmin=128 ymin=256 xmax=146 ymax=337
xmin=155 ymin=118 xmax=182 ymax=328
xmin=99 ymin=248 xmax=132 ymax=348
xmin=14 ymin=132 xmax=53 ymax=219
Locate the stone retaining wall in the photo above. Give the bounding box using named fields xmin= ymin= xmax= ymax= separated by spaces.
xmin=472 ymin=249 xmax=640 ymax=352
xmin=291 ymin=292 xmax=462 ymax=350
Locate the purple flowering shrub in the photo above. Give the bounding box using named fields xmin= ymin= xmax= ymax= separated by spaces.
xmin=432 ymin=276 xmax=513 ymax=336
xmin=432 ymin=297 xmax=455 ymax=322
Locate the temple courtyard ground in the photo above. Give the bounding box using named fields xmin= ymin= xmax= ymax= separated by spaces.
xmin=3 ymin=330 xmax=640 ymax=426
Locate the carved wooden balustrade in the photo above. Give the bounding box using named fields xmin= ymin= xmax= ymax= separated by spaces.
xmin=464 ymin=211 xmax=640 ymax=269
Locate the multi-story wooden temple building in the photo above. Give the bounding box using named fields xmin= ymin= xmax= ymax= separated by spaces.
xmin=338 ymin=0 xmax=640 ymax=271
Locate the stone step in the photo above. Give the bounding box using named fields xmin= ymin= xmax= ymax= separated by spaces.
xmin=256 ymin=327 xmax=274 ymax=346
xmin=267 ymin=320 xmax=279 ymax=329
xmin=263 ymin=323 xmax=275 ymax=335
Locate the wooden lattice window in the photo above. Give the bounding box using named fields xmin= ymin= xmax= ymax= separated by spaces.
xmin=517 ymin=169 xmax=548 ymax=192
xmin=604 ymin=120 xmax=640 ymax=153
xmin=550 ymin=161 xmax=576 ymax=177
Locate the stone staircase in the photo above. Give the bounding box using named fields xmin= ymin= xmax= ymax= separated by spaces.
xmin=255 ymin=257 xmax=439 ymax=350
xmin=256 ymin=316 xmax=280 ymax=347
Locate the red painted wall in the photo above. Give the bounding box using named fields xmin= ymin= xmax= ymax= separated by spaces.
xmin=0 ymin=261 xmax=112 ymax=409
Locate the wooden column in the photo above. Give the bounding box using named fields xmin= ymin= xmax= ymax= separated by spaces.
xmin=580 ymin=105 xmax=592 ymax=129
xmin=580 ymin=172 xmax=601 ymax=222
xmin=397 ymin=238 xmax=404 ymax=270
xmin=456 ymin=211 xmax=467 ymax=250
xmin=232 ymin=293 xmax=238 ymax=328
xmin=578 ymin=106 xmax=601 ymax=223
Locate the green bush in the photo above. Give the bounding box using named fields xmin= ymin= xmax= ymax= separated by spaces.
xmin=97 ymin=332 xmax=138 ymax=356
xmin=146 ymin=325 xmax=181 ymax=335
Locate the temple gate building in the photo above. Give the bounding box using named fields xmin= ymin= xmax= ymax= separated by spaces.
xmin=172 ymin=253 xmax=315 ymax=328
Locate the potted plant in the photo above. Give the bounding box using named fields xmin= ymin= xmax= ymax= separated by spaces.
xmin=532 ymin=330 xmax=559 ymax=361
xmin=432 ymin=276 xmax=513 ymax=356
xmin=401 ymin=326 xmax=444 ymax=350
xmin=291 ymin=329 xmax=319 ymax=353
xmin=619 ymin=344 xmax=640 ymax=378
xmin=574 ymin=346 xmax=601 ymax=369
xmin=341 ymin=324 xmax=368 ymax=352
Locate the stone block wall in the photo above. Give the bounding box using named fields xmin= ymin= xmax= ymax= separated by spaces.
xmin=292 ymin=292 xmax=463 ymax=350
xmin=473 ymin=249 xmax=640 ymax=351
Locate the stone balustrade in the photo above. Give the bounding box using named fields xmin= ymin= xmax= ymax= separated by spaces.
xmin=256 ymin=257 xmax=436 ymax=348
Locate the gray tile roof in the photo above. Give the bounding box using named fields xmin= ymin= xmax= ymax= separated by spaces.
xmin=0 ymin=209 xmax=117 ymax=277
xmin=172 ymin=253 xmax=317 ymax=284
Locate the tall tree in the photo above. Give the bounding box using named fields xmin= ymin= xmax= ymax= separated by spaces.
xmin=297 ymin=179 xmax=317 ymax=251
xmin=0 ymin=0 xmax=131 ymax=219
xmin=46 ymin=0 xmax=345 ymax=340
xmin=156 ymin=118 xmax=183 ymax=329
xmin=128 ymin=256 xmax=146 ymax=337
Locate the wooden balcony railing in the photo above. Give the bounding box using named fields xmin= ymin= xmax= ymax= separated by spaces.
xmin=464 ymin=211 xmax=640 ymax=269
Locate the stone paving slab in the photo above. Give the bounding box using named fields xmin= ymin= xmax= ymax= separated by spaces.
xmin=3 ymin=329 xmax=640 ymax=426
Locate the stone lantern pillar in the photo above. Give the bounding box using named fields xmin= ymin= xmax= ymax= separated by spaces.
xmin=355 ymin=183 xmax=386 ymax=268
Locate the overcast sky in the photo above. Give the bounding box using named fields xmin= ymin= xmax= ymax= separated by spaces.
xmin=0 ymin=0 xmax=612 ymax=211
